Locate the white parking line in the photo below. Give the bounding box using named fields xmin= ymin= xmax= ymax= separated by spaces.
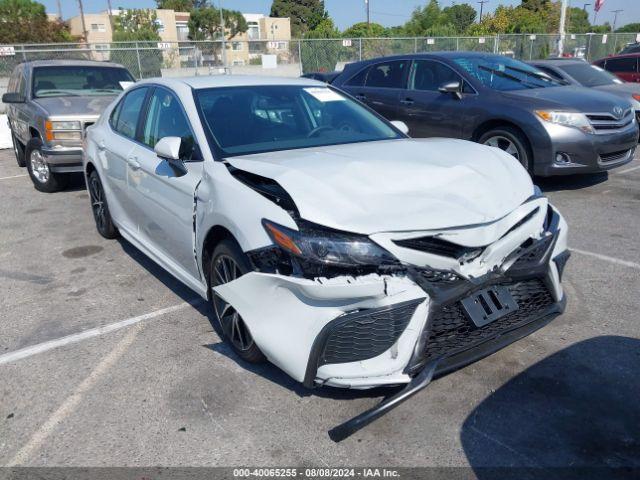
xmin=570 ymin=248 xmax=640 ymax=270
xmin=0 ymin=300 xmax=202 ymax=367
xmin=0 ymin=174 xmax=27 ymax=181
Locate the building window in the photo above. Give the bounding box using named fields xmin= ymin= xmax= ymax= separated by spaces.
xmin=232 ymin=59 xmax=245 ymax=66
xmin=247 ymin=22 xmax=260 ymax=40
xmin=231 ymin=42 xmax=243 ymax=51
xmin=276 ymin=41 xmax=287 ymax=50
xmin=91 ymin=23 xmax=106 ymax=32
xmin=176 ymin=22 xmax=189 ymax=41
xmin=93 ymin=44 xmax=110 ymax=51
xmin=155 ymin=19 xmax=165 ymax=33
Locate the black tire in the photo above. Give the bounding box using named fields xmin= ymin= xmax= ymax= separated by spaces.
xmin=87 ymin=170 xmax=119 ymax=239
xmin=12 ymin=133 xmax=26 ymax=167
xmin=478 ymin=126 xmax=532 ymax=173
xmin=210 ymin=239 xmax=266 ymax=364
xmin=25 ymin=138 xmax=68 ymax=192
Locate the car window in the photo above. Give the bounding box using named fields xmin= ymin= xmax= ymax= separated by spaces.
xmin=620 ymin=44 xmax=640 ymax=54
xmin=605 ymin=57 xmax=637 ymax=73
xmin=344 ymin=66 xmax=369 ymax=87
xmin=7 ymin=68 xmax=17 ymax=93
xmin=32 ymin=66 xmax=134 ymax=98
xmin=365 ymin=60 xmax=408 ymax=89
xmin=114 ymin=88 xmax=148 ymax=139
xmin=142 ymin=88 xmax=196 ymax=160
xmin=559 ymin=63 xmax=622 ymax=86
xmin=410 ymin=60 xmax=462 ymax=91
xmin=534 ymin=66 xmax=565 ymax=82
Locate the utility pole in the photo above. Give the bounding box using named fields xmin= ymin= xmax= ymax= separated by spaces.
xmin=77 ymin=0 xmax=88 ymax=42
xmin=106 ymin=0 xmax=114 ymax=32
xmin=219 ymin=0 xmax=227 ymax=70
xmin=477 ymin=0 xmax=488 ymax=22
xmin=582 ymin=3 xmax=590 ymax=12
xmin=365 ymin=0 xmax=370 ymax=25
xmin=558 ymin=0 xmax=568 ymax=56
xmin=56 ymin=0 xmax=62 ymax=19
xmin=611 ymin=9 xmax=623 ymax=32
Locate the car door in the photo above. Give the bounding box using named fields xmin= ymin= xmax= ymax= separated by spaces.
xmin=395 ymin=59 xmax=472 ymax=138
xmin=344 ymin=59 xmax=409 ymax=120
xmin=129 ymin=86 xmax=204 ymax=280
xmin=9 ymin=67 xmax=30 ymax=144
xmin=603 ymin=57 xmax=639 ymax=82
xmin=100 ymin=86 xmax=150 ymax=233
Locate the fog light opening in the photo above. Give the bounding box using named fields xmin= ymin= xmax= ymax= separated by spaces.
xmin=555 ymin=152 xmax=571 ymax=165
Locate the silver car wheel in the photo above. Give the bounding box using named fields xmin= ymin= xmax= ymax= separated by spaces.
xmin=29 ymin=149 xmax=50 ymax=183
xmin=212 ymin=254 xmax=254 ymax=352
xmin=484 ymin=135 xmax=521 ymax=162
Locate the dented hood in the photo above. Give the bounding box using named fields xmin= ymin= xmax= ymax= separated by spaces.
xmin=226 ymin=138 xmax=534 ymax=235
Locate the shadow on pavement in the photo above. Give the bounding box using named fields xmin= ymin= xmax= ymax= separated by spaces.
xmin=461 ymin=335 xmax=640 ymax=479
xmin=536 ymin=172 xmax=609 ymax=192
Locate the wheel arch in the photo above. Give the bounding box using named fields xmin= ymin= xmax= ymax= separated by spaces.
xmin=472 ymin=120 xmax=535 ymax=166
xmin=201 ymin=224 xmax=237 ymax=300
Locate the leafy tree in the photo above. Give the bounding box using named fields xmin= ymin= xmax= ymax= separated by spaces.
xmin=0 ymin=0 xmax=72 ymax=43
xmin=155 ymin=0 xmax=207 ymax=10
xmin=342 ymin=22 xmax=387 ymax=38
xmin=442 ymin=3 xmax=476 ymax=34
xmin=521 ymin=0 xmax=550 ymax=12
xmin=270 ymin=0 xmax=327 ymax=38
xmin=616 ymin=23 xmax=640 ymax=33
xmin=566 ymin=7 xmax=591 ymax=34
xmin=306 ymin=17 xmax=340 ymax=38
xmin=112 ymin=9 xmax=162 ymax=78
xmin=403 ymin=0 xmax=445 ymax=36
xmin=188 ymin=6 xmax=247 ymax=40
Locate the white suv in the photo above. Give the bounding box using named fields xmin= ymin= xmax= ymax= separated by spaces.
xmin=83 ymin=76 xmax=569 ymax=438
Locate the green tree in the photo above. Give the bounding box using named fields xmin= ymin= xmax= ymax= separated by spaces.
xmin=442 ymin=3 xmax=476 ymax=34
xmin=521 ymin=0 xmax=550 ymax=12
xmin=187 ymin=6 xmax=247 ymax=40
xmin=0 ymin=0 xmax=72 ymax=43
xmin=566 ymin=7 xmax=591 ymax=33
xmin=270 ymin=0 xmax=327 ymax=38
xmin=403 ymin=0 xmax=451 ymax=36
xmin=616 ymin=23 xmax=640 ymax=33
xmin=306 ymin=17 xmax=340 ymax=38
xmin=342 ymin=22 xmax=387 ymax=38
xmin=112 ymin=9 xmax=162 ymax=78
xmin=155 ymin=0 xmax=207 ymax=11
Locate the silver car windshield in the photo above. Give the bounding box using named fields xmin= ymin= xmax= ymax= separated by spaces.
xmin=32 ymin=66 xmax=134 ymax=98
xmin=194 ymin=85 xmax=403 ymax=158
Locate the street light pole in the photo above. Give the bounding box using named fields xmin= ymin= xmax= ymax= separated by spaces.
xmin=582 ymin=3 xmax=590 ymax=11
xmin=219 ymin=0 xmax=227 ymax=70
xmin=77 ymin=0 xmax=88 ymax=42
xmin=558 ymin=0 xmax=568 ymax=56
xmin=365 ymin=0 xmax=370 ymax=25
xmin=611 ymin=9 xmax=623 ymax=32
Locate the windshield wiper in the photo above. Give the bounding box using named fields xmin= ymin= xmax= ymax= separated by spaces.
xmin=35 ymin=90 xmax=81 ymax=97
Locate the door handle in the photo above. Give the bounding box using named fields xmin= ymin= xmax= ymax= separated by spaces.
xmin=400 ymin=98 xmax=415 ymax=105
xmin=127 ymin=156 xmax=141 ymax=170
xmin=97 ymin=140 xmax=106 ymax=151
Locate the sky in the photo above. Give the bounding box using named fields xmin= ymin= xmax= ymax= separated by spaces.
xmin=41 ymin=0 xmax=639 ymax=31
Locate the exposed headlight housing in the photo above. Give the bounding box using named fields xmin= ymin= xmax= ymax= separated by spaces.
xmin=262 ymin=219 xmax=398 ymax=269
xmin=535 ymin=110 xmax=594 ymax=134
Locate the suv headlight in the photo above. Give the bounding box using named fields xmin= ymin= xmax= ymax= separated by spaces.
xmin=45 ymin=120 xmax=82 ymax=142
xmin=535 ymin=110 xmax=594 ymax=134
xmin=262 ymin=219 xmax=397 ymax=268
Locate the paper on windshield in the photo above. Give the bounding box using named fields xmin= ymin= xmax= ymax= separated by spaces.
xmin=119 ymin=81 xmax=135 ymax=90
xmin=304 ymin=87 xmax=345 ymax=102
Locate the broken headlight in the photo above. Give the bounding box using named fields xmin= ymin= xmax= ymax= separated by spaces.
xmin=262 ymin=219 xmax=397 ymax=268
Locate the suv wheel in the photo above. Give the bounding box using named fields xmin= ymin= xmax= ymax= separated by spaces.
xmin=210 ymin=239 xmax=266 ymax=364
xmin=12 ymin=134 xmax=26 ymax=167
xmin=25 ymin=138 xmax=68 ymax=192
xmin=479 ymin=127 xmax=532 ymax=173
xmin=88 ymin=170 xmax=119 ymax=239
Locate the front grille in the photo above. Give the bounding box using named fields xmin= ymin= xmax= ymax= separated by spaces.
xmin=394 ymin=236 xmax=483 ymax=261
xmin=320 ymin=299 xmax=422 ymax=365
xmin=422 ymin=279 xmax=554 ymax=363
xmin=599 ymin=149 xmax=632 ymax=164
xmin=509 ymin=235 xmax=553 ymax=270
xmin=586 ymin=110 xmax=634 ymax=133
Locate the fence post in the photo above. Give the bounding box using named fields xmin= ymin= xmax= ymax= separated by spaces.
xmin=298 ymin=40 xmax=303 ymax=75
xmin=135 ymin=42 xmax=143 ymax=79
xmin=21 ymin=45 xmax=27 ymax=61
xmin=495 ymin=34 xmax=500 ymax=54
xmin=414 ymin=37 xmax=418 ymax=53
xmin=193 ymin=46 xmax=198 ymax=76
xmin=456 ymin=37 xmax=459 ymax=51
xmin=358 ymin=38 xmax=362 ymax=61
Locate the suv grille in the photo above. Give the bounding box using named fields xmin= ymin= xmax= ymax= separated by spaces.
xmin=320 ymin=299 xmax=422 ymax=365
xmin=422 ymin=279 xmax=554 ymax=363
xmin=586 ymin=110 xmax=634 ymax=133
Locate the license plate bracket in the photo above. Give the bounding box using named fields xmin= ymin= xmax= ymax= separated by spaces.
xmin=461 ymin=285 xmax=519 ymax=328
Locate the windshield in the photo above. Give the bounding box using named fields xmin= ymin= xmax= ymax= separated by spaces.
xmin=559 ymin=63 xmax=623 ymax=87
xmin=453 ymin=55 xmax=563 ymax=91
xmin=195 ymin=85 xmax=403 ymax=157
xmin=32 ymin=66 xmax=134 ymax=98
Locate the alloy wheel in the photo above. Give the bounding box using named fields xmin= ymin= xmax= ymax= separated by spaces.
xmin=483 ymin=135 xmax=523 ymax=165
xmin=211 ymin=254 xmax=254 ymax=352
xmin=29 ymin=150 xmax=49 ymax=183
xmin=88 ymin=175 xmax=107 ymax=232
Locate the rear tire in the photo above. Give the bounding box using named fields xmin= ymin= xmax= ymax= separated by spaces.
xmin=479 ymin=126 xmax=532 ymax=174
xmin=210 ymin=239 xmax=266 ymax=364
xmin=88 ymin=170 xmax=119 ymax=239
xmin=25 ymin=138 xmax=68 ymax=192
xmin=12 ymin=134 xmax=25 ymax=167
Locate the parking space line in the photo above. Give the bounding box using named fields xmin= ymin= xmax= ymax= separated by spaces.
xmin=570 ymin=248 xmax=640 ymax=270
xmin=0 ymin=299 xmax=202 ymax=367
xmin=615 ymin=165 xmax=640 ymax=175
xmin=7 ymin=324 xmax=142 ymax=466
xmin=0 ymin=174 xmax=27 ymax=181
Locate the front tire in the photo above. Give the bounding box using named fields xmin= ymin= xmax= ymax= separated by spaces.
xmin=88 ymin=170 xmax=118 ymax=239
xmin=210 ymin=239 xmax=266 ymax=364
xmin=25 ymin=138 xmax=68 ymax=192
xmin=479 ymin=126 xmax=532 ymax=173
xmin=12 ymin=134 xmax=25 ymax=167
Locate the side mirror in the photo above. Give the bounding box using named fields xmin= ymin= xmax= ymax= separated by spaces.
xmin=438 ymin=81 xmax=462 ymax=99
xmin=2 ymin=92 xmax=25 ymax=104
xmin=154 ymin=136 xmax=182 ymax=161
xmin=390 ymin=120 xmax=409 ymax=135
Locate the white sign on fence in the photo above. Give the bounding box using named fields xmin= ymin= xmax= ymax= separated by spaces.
xmin=157 ymin=42 xmax=172 ymax=50
xmin=529 ymin=35 xmax=537 ymax=40
xmin=478 ymin=37 xmax=485 ymax=44
xmin=602 ymin=34 xmax=608 ymax=44
xmin=342 ymin=39 xmax=352 ymax=47
xmin=427 ymin=38 xmax=435 ymax=45
xmin=0 ymin=46 xmax=15 ymax=57
xmin=636 ymin=33 xmax=640 ymax=42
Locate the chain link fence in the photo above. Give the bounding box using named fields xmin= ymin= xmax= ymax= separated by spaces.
xmin=0 ymin=32 xmax=638 ymax=82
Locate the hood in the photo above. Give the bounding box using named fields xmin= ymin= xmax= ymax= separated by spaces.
xmin=503 ymin=85 xmax=632 ymax=113
xmin=34 ymin=95 xmax=117 ymax=117
xmin=594 ymin=83 xmax=640 ymax=109
xmin=226 ymin=138 xmax=533 ymax=235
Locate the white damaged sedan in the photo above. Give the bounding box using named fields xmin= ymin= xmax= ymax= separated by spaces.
xmin=84 ymin=76 xmax=569 ymax=437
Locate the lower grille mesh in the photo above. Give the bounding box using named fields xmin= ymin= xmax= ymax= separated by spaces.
xmin=422 ymin=279 xmax=554 ymax=362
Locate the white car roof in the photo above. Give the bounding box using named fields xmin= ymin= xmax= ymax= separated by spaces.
xmin=138 ymin=75 xmax=325 ymax=90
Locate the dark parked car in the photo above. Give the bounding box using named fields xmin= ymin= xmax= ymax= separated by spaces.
xmin=530 ymin=59 xmax=640 ymax=118
xmin=593 ymin=54 xmax=640 ymax=83
xmin=619 ymin=42 xmax=640 ymax=55
xmin=301 ymin=71 xmax=340 ymax=83
xmin=332 ymin=52 xmax=638 ymax=176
